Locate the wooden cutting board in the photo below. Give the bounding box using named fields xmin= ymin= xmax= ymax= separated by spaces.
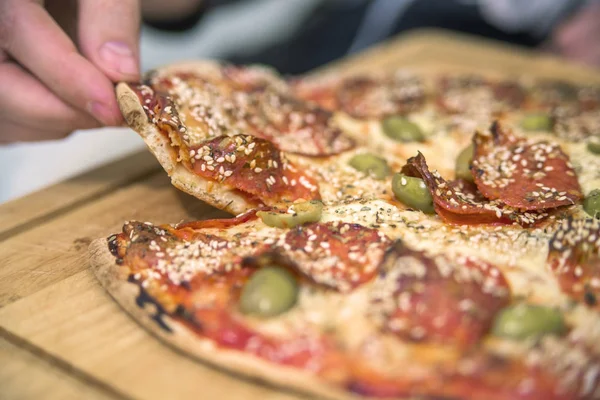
xmin=1 ymin=29 xmax=599 ymax=400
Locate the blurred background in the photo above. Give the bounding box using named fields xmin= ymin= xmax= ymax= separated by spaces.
xmin=1 ymin=0 xmax=598 ymax=203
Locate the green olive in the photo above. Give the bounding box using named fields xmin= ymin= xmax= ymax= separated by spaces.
xmin=455 ymin=144 xmax=474 ymax=182
xmin=348 ymin=153 xmax=390 ymax=180
xmin=239 ymin=267 xmax=298 ymax=318
xmin=381 ymin=117 xmax=425 ymax=142
xmin=587 ymin=139 xmax=600 ymax=155
xmin=257 ymin=200 xmax=323 ymax=229
xmin=584 ymin=189 xmax=600 ymax=218
xmin=492 ymin=304 xmax=566 ymax=340
xmin=392 ymin=173 xmax=435 ymax=214
xmin=521 ymin=114 xmax=553 ymax=131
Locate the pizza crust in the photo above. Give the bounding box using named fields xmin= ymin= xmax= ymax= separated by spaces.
xmin=88 ymin=238 xmax=373 ymax=400
xmin=116 ymin=82 xmax=257 ymax=216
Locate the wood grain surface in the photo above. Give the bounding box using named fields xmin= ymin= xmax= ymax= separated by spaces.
xmin=1 ymin=29 xmax=599 ymax=400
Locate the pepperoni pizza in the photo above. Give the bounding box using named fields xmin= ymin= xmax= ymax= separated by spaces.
xmin=90 ymin=61 xmax=600 ymax=400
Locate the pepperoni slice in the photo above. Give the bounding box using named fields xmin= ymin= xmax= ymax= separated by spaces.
xmin=279 ymin=222 xmax=391 ymax=292
xmin=349 ymin=350 xmax=572 ymax=400
xmin=437 ymin=75 xmax=525 ymax=114
xmin=180 ymin=277 xmax=349 ymax=379
xmin=221 ymin=64 xmax=288 ymax=92
xmin=140 ymin=70 xmax=355 ymax=157
xmin=336 ymin=74 xmax=425 ymax=119
xmin=219 ymin=67 xmax=356 ymax=156
xmin=554 ymin=109 xmax=600 ymax=142
xmin=370 ymin=241 xmax=510 ymax=348
xmin=527 ymin=81 xmax=600 ymax=141
xmin=291 ymin=73 xmax=425 ymax=119
xmin=178 ymin=208 xmax=261 ymax=231
xmin=244 ymin=88 xmax=355 ymax=156
xmin=579 ymin=85 xmax=600 ymax=111
xmin=191 ymin=311 xmax=347 ymax=376
xmin=548 ymin=218 xmax=600 ymax=308
xmin=111 ymin=221 xmax=257 ymax=287
xmin=401 ymin=152 xmax=548 ymax=226
xmin=130 ymin=83 xmax=186 ymax=135
xmin=189 ymin=135 xmax=320 ymax=206
xmin=472 ymin=122 xmax=582 ymax=210
xmin=112 ymin=222 xmax=349 ymax=378
xmin=128 ymin=85 xmax=324 ymax=207
xmin=529 ymin=80 xmax=580 ymax=110
xmin=289 ymin=77 xmax=340 ymax=111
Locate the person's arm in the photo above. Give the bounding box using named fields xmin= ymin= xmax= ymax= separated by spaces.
xmin=550 ymin=1 xmax=600 ymax=67
xmin=0 ymin=0 xmax=140 ymax=143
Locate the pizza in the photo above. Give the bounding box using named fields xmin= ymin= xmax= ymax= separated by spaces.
xmin=89 ymin=61 xmax=600 ymax=400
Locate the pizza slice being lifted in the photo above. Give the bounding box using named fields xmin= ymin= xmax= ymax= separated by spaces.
xmin=116 ymin=61 xmax=354 ymax=214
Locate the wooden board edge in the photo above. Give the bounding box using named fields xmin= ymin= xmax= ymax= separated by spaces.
xmin=0 ymin=151 xmax=160 ymax=240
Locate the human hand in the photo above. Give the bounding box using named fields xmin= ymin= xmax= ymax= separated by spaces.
xmin=0 ymin=0 xmax=141 ymax=143
xmin=550 ymin=1 xmax=600 ymax=68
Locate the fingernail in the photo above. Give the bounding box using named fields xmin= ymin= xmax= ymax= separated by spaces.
xmin=87 ymin=101 xmax=117 ymax=126
xmin=99 ymin=41 xmax=139 ymax=76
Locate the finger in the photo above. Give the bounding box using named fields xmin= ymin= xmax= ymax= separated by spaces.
xmin=0 ymin=62 xmax=101 ymax=136
xmin=78 ymin=0 xmax=141 ymax=82
xmin=566 ymin=44 xmax=600 ymax=68
xmin=553 ymin=3 xmax=600 ymax=50
xmin=554 ymin=19 xmax=590 ymax=51
xmin=2 ymin=1 xmax=122 ymax=125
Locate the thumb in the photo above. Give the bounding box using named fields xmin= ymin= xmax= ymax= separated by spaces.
xmin=78 ymin=0 xmax=141 ymax=82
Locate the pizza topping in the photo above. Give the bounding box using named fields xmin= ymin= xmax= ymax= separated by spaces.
xmin=221 ymin=64 xmax=287 ymax=92
xmin=245 ymin=89 xmax=355 ymax=156
xmin=238 ymin=267 xmax=299 ymax=317
xmin=257 ymin=200 xmax=324 ymax=229
xmin=151 ymin=71 xmax=355 ymax=157
xmin=190 ymin=135 xmax=320 ymax=206
xmin=548 ymin=218 xmax=600 ymax=307
xmin=197 ymin=312 xmax=346 ymax=375
xmin=177 ymin=262 xmax=345 ymax=375
xmin=493 ymin=80 xmax=527 ymax=108
xmin=579 ymin=85 xmax=600 ymax=111
xmin=177 ymin=208 xmax=260 ymax=230
xmin=279 ymin=222 xmax=390 ymax=292
xmin=491 ymin=304 xmax=567 ymax=340
xmin=472 ymin=122 xmax=582 ymax=210
xmin=402 ymin=152 xmax=547 ymax=225
xmin=381 ymin=116 xmax=425 ymax=143
xmin=348 ymin=153 xmax=390 ymax=180
xmin=584 ymin=189 xmax=600 ymax=218
xmin=131 ymin=83 xmax=186 ymax=136
xmin=521 ymin=113 xmax=554 ymax=132
xmin=530 ymin=80 xmax=579 ymax=110
xmin=370 ymin=241 xmax=510 ymax=348
xmin=391 ymin=174 xmax=435 ymax=214
xmin=455 ymin=144 xmax=475 ymax=182
xmin=527 ymin=80 xmax=600 ymax=141
xmin=350 ymin=351 xmax=571 ymax=400
xmin=437 ymin=76 xmax=524 ymax=115
xmin=337 ymin=73 xmax=425 ymax=119
xmin=553 ymin=109 xmax=600 ymax=142
xmin=109 ymin=221 xmax=261 ymax=298
xmin=288 ymin=77 xmax=339 ymax=111
xmin=526 ymin=336 xmax=600 ymax=400
xmin=588 ymin=137 xmax=600 ymax=155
